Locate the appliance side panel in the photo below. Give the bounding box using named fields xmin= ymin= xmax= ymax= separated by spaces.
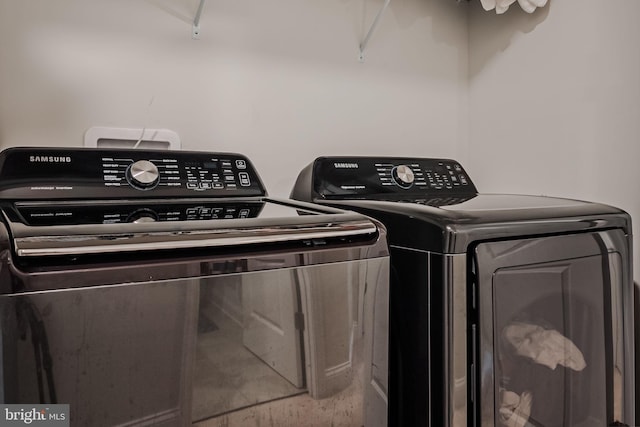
xmin=388 ymin=246 xmax=431 ymax=427
xmin=443 ymin=253 xmax=468 ymax=427
xmin=620 ymin=231 xmax=635 ymax=424
xmin=364 ymin=257 xmax=391 ymax=427
xmin=635 ymin=279 xmax=640 ymax=426
xmin=0 ymin=223 xmax=13 ymax=404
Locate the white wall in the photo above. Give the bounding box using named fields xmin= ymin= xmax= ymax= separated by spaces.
xmin=0 ymin=0 xmax=468 ymax=196
xmin=468 ymin=0 xmax=640 ymax=279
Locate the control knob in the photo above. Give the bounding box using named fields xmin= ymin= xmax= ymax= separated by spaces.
xmin=391 ymin=165 xmax=415 ymax=189
xmin=126 ymin=160 xmax=159 ymax=190
xmin=126 ymin=208 xmax=158 ymax=223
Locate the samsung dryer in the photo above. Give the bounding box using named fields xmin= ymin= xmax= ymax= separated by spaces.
xmin=291 ymin=156 xmax=635 ymax=427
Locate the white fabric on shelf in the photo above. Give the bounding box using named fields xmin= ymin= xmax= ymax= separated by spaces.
xmin=480 ymin=0 xmax=548 ymax=14
xmin=503 ymin=322 xmax=587 ymax=371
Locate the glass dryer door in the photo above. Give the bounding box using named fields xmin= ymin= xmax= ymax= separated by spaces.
xmin=472 ymin=229 xmax=632 ymax=427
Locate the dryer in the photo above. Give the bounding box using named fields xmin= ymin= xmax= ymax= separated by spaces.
xmin=291 ymin=156 xmax=635 ymax=427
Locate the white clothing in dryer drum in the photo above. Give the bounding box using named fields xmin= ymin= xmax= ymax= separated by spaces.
xmin=499 ymin=390 xmax=533 ymax=427
xmin=503 ymin=322 xmax=587 ymax=371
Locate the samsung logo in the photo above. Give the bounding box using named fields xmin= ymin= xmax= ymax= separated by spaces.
xmin=29 ymin=156 xmax=72 ymax=163
xmin=333 ymin=162 xmax=358 ymax=169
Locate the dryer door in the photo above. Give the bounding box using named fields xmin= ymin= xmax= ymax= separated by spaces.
xmin=472 ymin=229 xmax=633 ymax=427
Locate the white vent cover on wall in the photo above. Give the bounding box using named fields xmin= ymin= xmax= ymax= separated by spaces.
xmin=84 ymin=127 xmax=181 ymax=150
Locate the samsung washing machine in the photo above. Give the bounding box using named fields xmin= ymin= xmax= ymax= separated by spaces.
xmin=291 ymin=156 xmax=635 ymax=427
xmin=0 ymin=148 xmax=389 ymax=426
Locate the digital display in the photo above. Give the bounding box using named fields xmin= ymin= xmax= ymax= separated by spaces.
xmin=203 ymin=162 xmax=219 ymax=169
xmin=433 ymin=165 xmax=446 ymax=173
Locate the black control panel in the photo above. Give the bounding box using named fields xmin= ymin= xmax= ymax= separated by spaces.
xmin=0 ymin=147 xmax=266 ymax=200
xmin=307 ymin=157 xmax=477 ymax=199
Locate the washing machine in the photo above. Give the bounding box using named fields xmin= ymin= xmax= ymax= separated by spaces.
xmin=0 ymin=147 xmax=389 ymax=426
xmin=291 ymin=156 xmax=635 ymax=427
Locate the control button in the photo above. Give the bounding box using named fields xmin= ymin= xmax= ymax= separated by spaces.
xmin=454 ymin=164 xmax=462 ymax=172
xmin=187 ymin=182 xmax=198 ymax=189
xmin=239 ymin=172 xmax=251 ymax=186
xmin=460 ymin=175 xmax=468 ymax=185
xmin=212 ymin=183 xmax=224 ymax=189
xmin=236 ymin=160 xmax=247 ymax=169
xmin=126 ymin=160 xmax=159 ymax=190
xmin=186 ymin=208 xmax=198 ymax=216
xmin=200 ymin=182 xmax=212 ymax=190
xmin=391 ymin=165 xmax=415 ymax=189
xmin=224 ymin=175 xmax=235 ymax=182
xmin=239 ymin=209 xmax=250 ymax=218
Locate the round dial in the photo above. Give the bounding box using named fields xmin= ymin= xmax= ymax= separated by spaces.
xmin=391 ymin=165 xmax=415 ymax=189
xmin=126 ymin=160 xmax=159 ymax=190
xmin=126 ymin=208 xmax=158 ymax=223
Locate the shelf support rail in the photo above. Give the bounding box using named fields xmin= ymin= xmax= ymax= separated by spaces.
xmin=192 ymin=0 xmax=206 ymax=39
xmin=359 ymin=0 xmax=391 ymax=62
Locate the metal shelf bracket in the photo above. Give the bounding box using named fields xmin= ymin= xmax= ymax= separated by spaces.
xmin=359 ymin=0 xmax=391 ymax=62
xmin=192 ymin=0 xmax=206 ymax=39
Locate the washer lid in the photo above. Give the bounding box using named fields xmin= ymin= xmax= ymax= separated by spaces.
xmin=3 ymin=198 xmax=382 ymax=258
